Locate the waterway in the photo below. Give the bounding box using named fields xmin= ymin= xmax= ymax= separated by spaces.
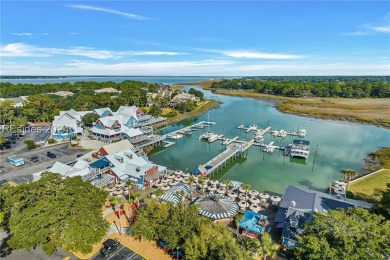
xmin=150 ymin=86 xmax=390 ymax=195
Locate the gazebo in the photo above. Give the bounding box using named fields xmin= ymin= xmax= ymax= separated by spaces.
xmin=194 ymin=195 xmax=238 ymax=223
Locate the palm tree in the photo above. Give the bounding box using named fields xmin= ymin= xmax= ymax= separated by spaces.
xmin=134 ymin=193 xmax=141 ymax=205
xmin=177 ymin=189 xmax=186 ymax=202
xmin=234 ymin=213 xmax=244 ymax=238
xmin=257 ymin=233 xmax=279 ymax=260
xmin=198 ymin=176 xmax=206 ymax=193
xmin=238 ymin=237 xmax=261 ymax=257
xmin=188 ymin=176 xmax=195 ymax=201
xmin=243 ymin=184 xmax=251 ymax=207
xmin=340 ymin=168 xmax=357 ymax=191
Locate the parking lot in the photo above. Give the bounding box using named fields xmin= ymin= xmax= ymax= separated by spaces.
xmin=0 ymin=143 xmax=89 ymax=186
xmin=91 ymin=244 xmax=146 ymax=260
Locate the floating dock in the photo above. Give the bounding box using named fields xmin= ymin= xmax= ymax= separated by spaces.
xmin=165 ymin=121 xmax=216 ymax=137
xmin=162 ymin=141 xmax=175 ymax=148
xmin=221 ymin=136 xmax=239 ymax=145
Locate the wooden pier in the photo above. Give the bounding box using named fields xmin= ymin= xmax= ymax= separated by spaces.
xmin=256 ymin=126 xmax=272 ymax=136
xmin=220 ymin=136 xmax=239 ymax=145
xmin=165 ymin=121 xmax=216 ymax=137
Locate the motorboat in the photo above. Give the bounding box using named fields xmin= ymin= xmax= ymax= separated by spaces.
xmin=290 ymin=139 xmax=310 ymax=159
xmin=298 ymin=129 xmax=307 ymax=138
xmin=199 ymin=132 xmax=213 ymax=140
xmin=254 ymin=135 xmax=264 ymax=143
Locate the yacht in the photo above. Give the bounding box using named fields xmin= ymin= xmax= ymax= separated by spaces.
xmin=166 ymin=133 xmax=184 ymax=140
xmin=254 ymin=135 xmax=264 ymax=143
xmin=208 ymin=133 xmax=223 ymax=143
xmin=290 ymin=139 xmax=310 ymax=159
xmin=298 ymin=129 xmax=307 ymax=138
xmin=199 ymin=132 xmax=213 ymax=141
xmin=278 ymin=129 xmax=287 ymax=138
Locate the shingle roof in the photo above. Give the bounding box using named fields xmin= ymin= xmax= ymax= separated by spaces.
xmin=194 ymin=194 xmax=238 ymax=220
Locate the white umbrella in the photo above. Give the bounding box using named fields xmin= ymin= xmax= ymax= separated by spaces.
xmin=191 ymin=176 xmax=199 ymax=182
xmin=238 ymin=200 xmax=247 ymax=208
xmin=270 ymin=196 xmax=281 ymax=205
xmin=198 ymin=183 xmax=208 ymax=189
xmin=249 ymin=190 xmax=259 ymax=197
xmin=208 ymin=185 xmax=217 ymax=192
xmin=218 ymin=182 xmax=227 ymax=188
xmin=182 ymin=177 xmax=190 ymax=184
xmin=228 ymin=191 xmax=238 ymax=199
xmin=108 ymin=186 xmax=116 ymax=192
xmin=169 ymin=180 xmax=179 ymax=186
xmin=249 ymin=204 xmax=261 ymax=213
xmin=249 ymin=197 xmax=260 ymax=205
xmin=259 ymin=193 xmax=270 ymax=200
xmin=216 ymin=188 xmax=226 ymax=194
xmin=174 ymin=176 xmax=183 ymax=182
xmin=239 ymin=187 xmax=247 ymax=194
xmin=175 ymin=170 xmax=183 ymax=177
xmin=182 ymin=172 xmax=191 ymax=178
xmin=154 ymin=182 xmax=163 ymax=187
xmin=161 ymin=178 xmax=169 ymax=183
xmin=161 ymin=184 xmax=170 ymax=191
xmin=239 ymin=194 xmax=250 ymax=201
xmin=209 ymin=180 xmax=219 ymax=186
xmin=115 ymin=182 xmax=125 ymax=188
xmin=167 ymin=174 xmax=175 ymax=179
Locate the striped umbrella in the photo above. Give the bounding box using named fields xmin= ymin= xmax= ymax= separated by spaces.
xmin=248 ymin=190 xmax=259 ymax=197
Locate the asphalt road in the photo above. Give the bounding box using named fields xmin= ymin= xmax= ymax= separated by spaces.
xmin=0 ymin=143 xmax=89 ymax=185
xmin=91 ymin=244 xmax=145 ymax=260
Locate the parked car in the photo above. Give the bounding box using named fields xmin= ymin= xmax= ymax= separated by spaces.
xmin=47 ymin=151 xmax=56 ymax=158
xmin=6 ymin=136 xmax=17 ymax=142
xmin=35 ymin=140 xmax=46 ymax=146
xmin=30 ymin=156 xmax=39 ymax=162
xmin=0 ymin=144 xmax=11 ymax=150
xmin=100 ymin=239 xmax=119 ymax=256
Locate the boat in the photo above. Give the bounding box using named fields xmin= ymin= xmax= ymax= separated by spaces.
xmin=298 ymin=129 xmax=307 ymax=138
xmin=290 ymin=139 xmax=310 ymax=159
xmin=166 ymin=133 xmax=184 ymax=140
xmin=237 ymin=124 xmax=245 ymax=129
xmin=208 ymin=133 xmax=223 ymax=143
xmin=254 ymin=135 xmax=264 ymax=143
xmin=196 ymin=123 xmax=205 ymax=129
xmin=181 ymin=129 xmax=192 ymax=135
xmin=262 ymin=146 xmax=274 ymax=153
xmin=249 ymin=124 xmax=257 ymax=128
xmin=278 ymin=129 xmax=287 ymax=138
xmin=199 ymin=132 xmax=213 ymax=140
xmin=271 ymin=130 xmax=278 ymax=137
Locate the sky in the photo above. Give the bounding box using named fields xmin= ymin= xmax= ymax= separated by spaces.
xmin=0 ymin=1 xmax=389 ymax=76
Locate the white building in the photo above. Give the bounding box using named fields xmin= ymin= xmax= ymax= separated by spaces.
xmin=52 ymin=109 xmax=91 ymax=140
xmin=33 ymin=160 xmax=91 ymax=181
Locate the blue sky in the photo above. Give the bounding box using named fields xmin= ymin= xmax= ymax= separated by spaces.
xmin=1 ymin=1 xmax=389 ymax=76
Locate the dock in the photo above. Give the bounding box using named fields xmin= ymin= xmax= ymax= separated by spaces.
xmin=221 ymin=136 xmax=239 ymax=145
xmin=162 ymin=141 xmax=175 ymax=148
xmin=256 ymin=126 xmax=271 ymax=136
xmin=165 ymin=121 xmax=216 ymax=137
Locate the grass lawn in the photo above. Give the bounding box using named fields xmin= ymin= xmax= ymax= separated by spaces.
xmin=349 ymin=169 xmax=390 ymax=203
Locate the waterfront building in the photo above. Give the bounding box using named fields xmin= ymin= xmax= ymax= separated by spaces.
xmin=33 ymin=160 xmax=91 ymax=181
xmin=78 ymin=139 xmax=137 ymax=162
xmin=274 ymin=185 xmax=373 ymax=249
xmin=93 ymin=107 xmax=113 ymax=118
xmin=169 ymin=93 xmax=200 ymax=106
xmin=90 ymin=148 xmax=167 ymax=188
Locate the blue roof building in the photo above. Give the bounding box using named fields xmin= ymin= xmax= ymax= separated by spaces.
xmin=239 ymin=211 xmax=269 ymax=238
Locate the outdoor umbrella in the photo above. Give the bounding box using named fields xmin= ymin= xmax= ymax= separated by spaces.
xmin=161 ymin=184 xmax=170 ymax=191
xmin=249 ymin=197 xmax=260 ymax=205
xmin=175 ymin=170 xmax=183 ymax=177
xmin=167 ymin=174 xmax=175 ymax=179
xmin=259 ymin=193 xmax=270 ymax=200
xmin=154 ymin=181 xmax=163 ymax=187
xmin=161 ymin=178 xmax=169 ymax=183
xmin=108 ymin=186 xmax=116 ymax=192
xmin=175 ymin=176 xmax=183 ymax=182
xmin=239 ymin=194 xmax=250 ymax=201
xmin=209 ymin=180 xmax=219 ymax=186
xmin=113 ymin=190 xmax=123 ymax=197
xmin=249 ymin=204 xmax=261 ymax=213
xmin=248 ymin=190 xmax=259 ymax=197
xmin=182 ymin=177 xmax=190 ymax=184
xmin=198 ymin=183 xmax=208 ymax=189
xmin=208 ymin=185 xmax=217 ymax=192
xmin=169 ymin=180 xmax=179 ymax=186
xmin=228 ymin=191 xmax=238 ymax=199
xmin=182 ymin=172 xmax=191 ymax=178
xmin=238 ymin=200 xmax=247 ymax=208
xmin=216 ymin=188 xmax=226 ymax=194
xmin=218 ymin=183 xmax=227 ymax=188
xmin=239 ymin=187 xmax=247 ymax=194
xmin=270 ymin=196 xmax=281 ymax=204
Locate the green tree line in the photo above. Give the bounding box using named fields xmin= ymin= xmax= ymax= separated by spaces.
xmin=211 ymin=78 xmax=390 ymax=98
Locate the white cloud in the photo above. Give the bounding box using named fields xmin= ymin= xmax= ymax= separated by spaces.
xmin=342 ymin=31 xmax=372 ymax=36
xmin=0 ymin=43 xmax=186 ymax=59
xmin=12 ymin=33 xmax=33 ymax=37
xmin=68 ymin=5 xmax=149 ymax=21
xmin=1 ymin=60 xmax=388 ymax=76
xmin=368 ymin=26 xmax=390 ymax=33
xmin=199 ymin=48 xmax=303 ymax=60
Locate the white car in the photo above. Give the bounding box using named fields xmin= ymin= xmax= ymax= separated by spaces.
xmin=35 ymin=140 xmax=46 ymax=146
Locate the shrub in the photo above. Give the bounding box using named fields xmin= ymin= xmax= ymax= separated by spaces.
xmin=346 ymin=190 xmax=355 ymax=199
xmin=47 ymin=138 xmax=56 ymax=144
xmin=23 ymin=139 xmax=37 ymax=150
xmin=165 ymin=111 xmax=178 ymax=118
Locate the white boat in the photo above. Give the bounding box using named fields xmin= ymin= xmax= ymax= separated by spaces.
xmin=271 ymin=130 xmax=278 ymax=137
xmin=278 ymin=129 xmax=287 ymax=138
xmin=249 ymin=124 xmax=257 ymax=128
xmin=208 ymin=133 xmax=223 ymax=143
xmin=254 ymin=135 xmax=264 ymax=143
xmin=199 ymin=132 xmax=213 ymax=140
xmin=298 ymin=129 xmax=307 ymax=138
xmin=166 ymin=133 xmax=184 ymax=140
xmin=290 ymin=139 xmax=310 ymax=159
xmin=237 ymin=124 xmax=245 ymax=129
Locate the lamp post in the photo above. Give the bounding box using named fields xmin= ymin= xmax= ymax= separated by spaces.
xmin=176 ymin=246 xmax=180 ymax=260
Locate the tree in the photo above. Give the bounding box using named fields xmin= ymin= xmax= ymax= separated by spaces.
xmin=82 ymin=112 xmax=99 ymax=127
xmin=23 ymin=139 xmax=37 ymax=150
xmin=340 ymin=168 xmax=357 ymax=190
xmin=243 ymin=184 xmax=251 ymax=207
xmin=188 ymin=176 xmax=195 ymax=201
xmin=0 ymin=136 xmax=7 ymax=145
xmin=0 ymin=173 xmax=109 ymax=255
xmin=257 ymin=233 xmax=279 ymax=260
xmin=296 ymin=207 xmax=390 ymax=260
xmin=238 ymin=237 xmax=261 ymax=258
xmin=149 ymin=105 xmax=162 ymax=117
xmin=234 ymin=213 xmax=244 ymax=238
xmin=222 ymin=179 xmax=230 ymax=195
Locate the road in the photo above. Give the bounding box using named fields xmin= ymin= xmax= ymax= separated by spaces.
xmin=0 ymin=143 xmax=90 ymax=185
xmin=91 ymin=244 xmax=146 ymax=260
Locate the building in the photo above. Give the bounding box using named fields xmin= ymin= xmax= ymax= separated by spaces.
xmin=47 ymin=91 xmax=74 ymax=97
xmin=290 ymin=140 xmax=310 ymax=159
xmin=95 ymin=88 xmax=122 ymax=94
xmin=90 ymin=148 xmax=167 ymax=188
xmin=93 ymin=107 xmax=113 ymax=118
xmin=169 ymin=93 xmax=200 ymax=106
xmin=33 ymin=160 xmax=91 ymax=181
xmin=0 ymin=96 xmax=28 ymax=107
xmin=274 ymin=185 xmax=373 ymax=249
xmin=52 ymin=109 xmax=91 ymax=140
xmin=78 ymin=139 xmax=137 ymax=162
xmin=239 ymin=211 xmax=270 ymax=239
